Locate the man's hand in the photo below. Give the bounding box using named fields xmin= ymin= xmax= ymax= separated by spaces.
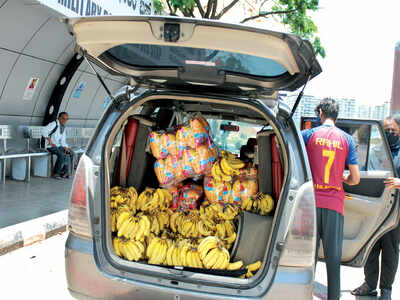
xmin=384 ymin=177 xmax=400 ymax=190
xmin=64 ymin=147 xmax=70 ymax=154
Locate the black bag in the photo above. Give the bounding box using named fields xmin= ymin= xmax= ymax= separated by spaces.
xmin=40 ymin=122 xmax=58 ymax=149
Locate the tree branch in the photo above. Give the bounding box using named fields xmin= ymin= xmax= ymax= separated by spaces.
xmin=194 ymin=0 xmax=205 ymax=17
xmin=204 ymin=0 xmax=213 ymax=18
xmin=211 ymin=0 xmax=218 ymax=19
xmin=166 ymin=0 xmax=174 ymax=15
xmin=215 ymin=0 xmax=239 ymax=19
xmin=240 ymin=9 xmax=297 ymax=24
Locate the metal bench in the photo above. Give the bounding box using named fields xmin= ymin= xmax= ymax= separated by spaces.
xmin=0 ymin=124 xmax=94 ymax=184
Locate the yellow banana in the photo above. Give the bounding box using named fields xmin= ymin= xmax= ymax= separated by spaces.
xmin=220 ymin=158 xmax=236 ymax=176
xmin=146 ymin=237 xmax=160 ymax=261
xmin=134 ymin=222 xmax=145 ymax=242
xmin=216 ymin=223 xmax=226 ymax=239
xmin=246 ymin=261 xmax=262 ymax=272
xmin=113 ymin=237 xmax=122 ymax=257
xmin=203 ymin=248 xmax=220 ymax=269
xmin=224 ymin=232 xmax=237 ymax=245
xmin=172 ymin=246 xmax=182 ymax=266
xmin=123 ymin=240 xmax=136 ymax=261
xmin=211 ymin=163 xmax=222 ymax=181
xmin=180 ymin=244 xmax=190 ymax=267
xmin=192 ymin=250 xmax=203 ymax=268
xmin=117 ymin=217 xmax=132 ymax=238
xmin=150 ymin=215 xmax=160 ymax=235
xmin=116 ymin=211 xmax=131 ymax=231
xmin=227 ymin=260 xmax=243 ymax=270
xmin=169 ymin=212 xmax=180 ymax=233
xmin=166 ymin=243 xmax=175 ymax=266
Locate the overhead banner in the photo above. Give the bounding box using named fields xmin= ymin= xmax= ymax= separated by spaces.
xmin=38 ymin=0 xmax=153 ymax=17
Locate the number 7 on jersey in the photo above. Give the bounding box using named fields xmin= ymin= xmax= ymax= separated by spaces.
xmin=322 ymin=149 xmax=335 ymax=184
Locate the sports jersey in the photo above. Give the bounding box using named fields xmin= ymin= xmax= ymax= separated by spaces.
xmin=302 ymin=124 xmax=358 ymax=215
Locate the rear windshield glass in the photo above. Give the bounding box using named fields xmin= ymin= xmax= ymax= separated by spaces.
xmin=208 ymin=119 xmax=263 ymax=154
xmin=106 ymin=44 xmax=287 ymax=77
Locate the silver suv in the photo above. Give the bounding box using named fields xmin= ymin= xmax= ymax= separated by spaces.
xmin=65 ymin=16 xmax=399 ymax=300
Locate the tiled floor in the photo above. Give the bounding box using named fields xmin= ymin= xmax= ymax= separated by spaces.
xmin=0 ymin=176 xmax=73 ymax=228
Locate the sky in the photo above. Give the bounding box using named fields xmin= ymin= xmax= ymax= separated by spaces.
xmin=304 ymin=0 xmax=400 ymax=105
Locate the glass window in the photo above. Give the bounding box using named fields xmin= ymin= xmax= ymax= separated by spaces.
xmin=337 ymin=123 xmax=391 ymax=172
xmin=208 ymin=119 xmax=262 ymax=154
xmin=367 ymin=125 xmax=392 ymax=171
xmin=106 ymin=44 xmax=287 ymax=77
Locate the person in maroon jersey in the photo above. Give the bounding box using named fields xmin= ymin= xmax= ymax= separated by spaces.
xmin=302 ymin=98 xmax=360 ymax=300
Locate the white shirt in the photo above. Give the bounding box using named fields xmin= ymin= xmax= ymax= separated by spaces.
xmin=42 ymin=120 xmax=68 ymax=148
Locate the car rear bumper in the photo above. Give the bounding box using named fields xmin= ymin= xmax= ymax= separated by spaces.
xmin=66 ymin=233 xmax=314 ymax=300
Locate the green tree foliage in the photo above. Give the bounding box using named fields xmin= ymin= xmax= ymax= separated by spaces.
xmin=153 ymin=0 xmax=325 ymax=58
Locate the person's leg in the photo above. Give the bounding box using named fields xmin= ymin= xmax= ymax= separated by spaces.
xmin=315 ymin=208 xmax=323 ymax=268
xmin=47 ymin=147 xmax=65 ymax=176
xmin=320 ymin=209 xmax=343 ymax=300
xmin=364 ymin=239 xmax=381 ymax=289
xmin=351 ymin=238 xmax=380 ymax=296
xmin=60 ymin=152 xmax=72 ymax=177
xmin=379 ymin=226 xmax=400 ymax=291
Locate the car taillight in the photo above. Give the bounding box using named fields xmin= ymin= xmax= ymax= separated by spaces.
xmin=279 ymin=181 xmax=316 ymax=268
xmin=68 ymin=155 xmax=92 ymax=238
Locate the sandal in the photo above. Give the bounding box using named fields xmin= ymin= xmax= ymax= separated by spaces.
xmin=351 ymin=282 xmax=378 ymax=296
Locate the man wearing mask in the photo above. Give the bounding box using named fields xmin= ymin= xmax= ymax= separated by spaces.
xmin=41 ymin=112 xmax=72 ymax=180
xmin=352 ymin=115 xmax=400 ymax=300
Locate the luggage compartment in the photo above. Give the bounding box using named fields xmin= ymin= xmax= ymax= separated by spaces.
xmin=105 ymin=96 xmax=286 ymax=287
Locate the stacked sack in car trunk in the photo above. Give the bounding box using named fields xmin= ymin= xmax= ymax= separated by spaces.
xmin=110 ymin=115 xmax=273 ymax=278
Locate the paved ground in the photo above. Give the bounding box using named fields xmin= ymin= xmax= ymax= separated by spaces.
xmin=0 ymin=176 xmax=72 ymax=228
xmin=314 ymin=260 xmax=399 ymax=300
xmin=0 ymin=231 xmax=398 ymax=300
xmin=0 ymin=231 xmax=74 ymax=300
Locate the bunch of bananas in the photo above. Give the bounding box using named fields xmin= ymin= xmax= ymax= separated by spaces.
xmin=211 ymin=151 xmax=245 ymax=182
xmin=146 ymin=237 xmax=170 ymax=265
xmin=241 ymin=193 xmax=274 ymax=215
xmin=110 ymin=186 xmax=138 ymax=212
xmin=111 ymin=205 xmax=130 ymax=232
xmin=117 ymin=213 xmax=151 ymax=242
xmin=148 ymin=210 xmax=171 ymax=235
xmin=136 ymin=188 xmax=172 ymax=212
xmin=169 ymin=204 xmax=238 ymax=246
xmin=198 ymin=236 xmax=230 ymax=269
xmin=110 ymin=185 xmax=252 ymax=274
xmin=240 ymin=260 xmax=262 ymax=278
xmin=203 ymin=203 xmax=240 ymax=221
xmin=113 ymin=237 xmax=145 ymax=262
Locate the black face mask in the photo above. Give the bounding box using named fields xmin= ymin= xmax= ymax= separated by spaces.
xmin=385 ymin=131 xmax=399 ymax=148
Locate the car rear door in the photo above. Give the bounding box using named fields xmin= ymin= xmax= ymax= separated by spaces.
xmin=64 ymin=15 xmax=321 ymax=96
xmin=301 ymin=117 xmax=399 ymax=267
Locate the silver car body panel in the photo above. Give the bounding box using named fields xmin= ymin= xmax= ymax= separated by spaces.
xmin=66 ymin=233 xmax=314 ymax=300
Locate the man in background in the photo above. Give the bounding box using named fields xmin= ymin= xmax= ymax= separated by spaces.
xmin=352 ymin=115 xmax=400 ymax=300
xmin=302 ymin=98 xmax=360 ymax=300
xmin=42 ymin=112 xmax=72 ymax=179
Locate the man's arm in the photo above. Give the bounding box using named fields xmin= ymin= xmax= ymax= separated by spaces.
xmin=61 ymin=131 xmax=70 ymax=153
xmin=343 ymin=164 xmax=360 ymax=185
xmin=42 ymin=122 xmax=56 ymax=147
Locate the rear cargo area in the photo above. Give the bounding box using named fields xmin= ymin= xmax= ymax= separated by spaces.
xmin=106 ymin=97 xmax=285 ymax=282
